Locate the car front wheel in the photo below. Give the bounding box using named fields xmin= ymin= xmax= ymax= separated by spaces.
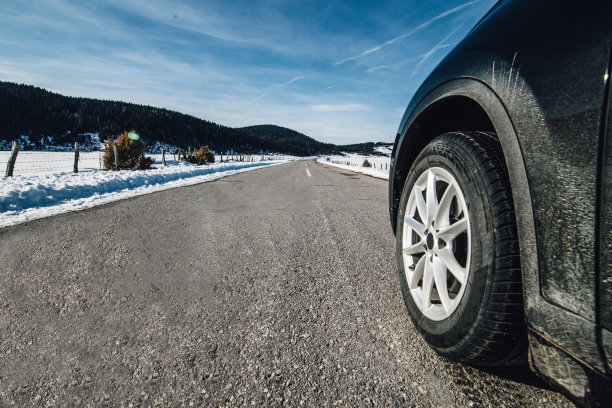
xmin=396 ymin=131 xmax=526 ymax=366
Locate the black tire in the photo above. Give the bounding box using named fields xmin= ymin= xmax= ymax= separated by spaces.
xmin=396 ymin=131 xmax=527 ymax=366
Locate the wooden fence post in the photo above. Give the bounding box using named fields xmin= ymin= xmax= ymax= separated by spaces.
xmin=161 ymin=148 xmax=166 ymax=166
xmin=5 ymin=140 xmax=19 ymax=177
xmin=73 ymin=142 xmax=79 ymax=173
xmin=113 ymin=144 xmax=119 ymax=170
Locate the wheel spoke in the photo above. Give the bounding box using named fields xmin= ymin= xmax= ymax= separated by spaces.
xmin=414 ymin=186 xmax=428 ymax=224
xmin=422 ymin=256 xmax=434 ymax=312
xmin=403 ymin=240 xmax=425 ymax=256
xmin=437 ymin=247 xmax=466 ymax=285
xmin=409 ymin=255 xmax=426 ymax=288
xmin=437 ymin=218 xmax=468 ymax=240
xmin=404 ymin=215 xmax=427 ymax=237
xmin=433 ymin=256 xmax=453 ymax=313
xmin=426 ymin=170 xmax=437 ymax=225
xmin=436 ymin=182 xmax=457 ymax=225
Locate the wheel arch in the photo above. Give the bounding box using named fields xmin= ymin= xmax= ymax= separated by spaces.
xmin=391 ymin=92 xmax=495 ymax=227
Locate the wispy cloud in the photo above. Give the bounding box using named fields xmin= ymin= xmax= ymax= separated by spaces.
xmin=103 ymin=0 xmax=297 ymax=55
xmin=310 ymin=103 xmax=369 ymax=112
xmin=366 ymin=66 xmax=388 ymax=74
xmin=282 ymin=75 xmax=305 ymax=86
xmin=334 ymin=0 xmax=479 ymax=65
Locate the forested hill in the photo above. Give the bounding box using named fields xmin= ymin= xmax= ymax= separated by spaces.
xmin=0 ymin=81 xmax=385 ymax=155
xmin=238 ymin=125 xmax=388 ymax=156
xmin=238 ymin=125 xmax=335 ymax=156
xmin=0 ymin=82 xmax=264 ymax=152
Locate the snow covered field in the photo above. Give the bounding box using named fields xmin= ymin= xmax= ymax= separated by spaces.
xmin=1 ymin=151 xmax=104 ymax=176
xmin=318 ymin=153 xmax=391 ymax=180
xmin=0 ymin=151 xmax=293 ymax=228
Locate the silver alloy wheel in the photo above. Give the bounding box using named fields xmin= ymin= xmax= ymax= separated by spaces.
xmin=402 ymin=167 xmax=471 ymax=321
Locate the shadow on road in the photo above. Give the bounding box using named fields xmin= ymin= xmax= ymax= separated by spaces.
xmin=479 ymin=364 xmax=554 ymax=390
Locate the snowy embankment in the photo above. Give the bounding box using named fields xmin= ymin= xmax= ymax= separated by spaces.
xmin=317 ymin=153 xmax=390 ymax=180
xmin=0 ymin=152 xmax=291 ymax=228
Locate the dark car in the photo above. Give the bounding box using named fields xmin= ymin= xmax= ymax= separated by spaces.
xmin=389 ymin=0 xmax=611 ymax=406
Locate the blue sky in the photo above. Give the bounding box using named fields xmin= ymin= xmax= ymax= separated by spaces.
xmin=0 ymin=0 xmax=496 ymax=144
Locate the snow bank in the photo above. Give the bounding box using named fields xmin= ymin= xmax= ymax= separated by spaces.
xmin=0 ymin=159 xmax=289 ymax=228
xmin=318 ymin=154 xmax=390 ymax=180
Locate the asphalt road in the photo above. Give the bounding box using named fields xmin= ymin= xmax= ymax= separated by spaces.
xmin=0 ymin=159 xmax=572 ymax=407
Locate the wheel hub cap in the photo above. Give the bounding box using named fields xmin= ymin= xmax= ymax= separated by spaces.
xmin=402 ymin=167 xmax=471 ymax=321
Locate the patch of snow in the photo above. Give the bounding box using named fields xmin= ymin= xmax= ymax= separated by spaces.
xmin=0 ymin=132 xmax=103 ymax=151
xmin=145 ymin=140 xmax=182 ymax=154
xmin=373 ymin=144 xmax=393 ymax=156
xmin=318 ymin=154 xmax=390 ymax=180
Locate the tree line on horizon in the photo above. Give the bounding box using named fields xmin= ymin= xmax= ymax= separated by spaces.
xmin=0 ymin=81 xmax=384 ymax=155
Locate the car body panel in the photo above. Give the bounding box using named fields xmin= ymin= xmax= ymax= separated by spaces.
xmin=390 ymin=0 xmax=612 ymax=404
xmin=600 ymin=54 xmax=612 ymax=372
